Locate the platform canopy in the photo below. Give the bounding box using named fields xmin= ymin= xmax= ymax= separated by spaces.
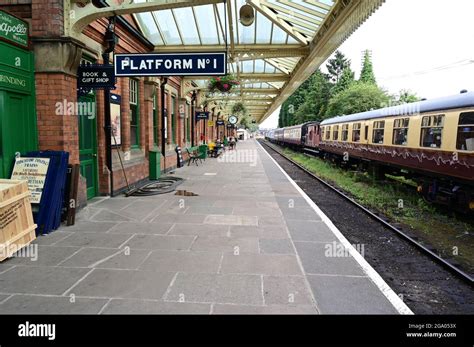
xmin=66 ymin=0 xmax=385 ymax=123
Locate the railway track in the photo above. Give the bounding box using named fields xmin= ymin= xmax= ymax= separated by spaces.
xmin=259 ymin=139 xmax=474 ymax=314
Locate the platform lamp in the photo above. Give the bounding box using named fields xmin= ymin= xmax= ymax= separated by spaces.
xmin=102 ymin=16 xmax=118 ymax=197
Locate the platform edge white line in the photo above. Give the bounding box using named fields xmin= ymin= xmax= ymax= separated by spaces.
xmin=256 ymin=140 xmax=414 ymax=315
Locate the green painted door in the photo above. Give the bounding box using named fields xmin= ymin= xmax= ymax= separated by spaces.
xmin=78 ymin=93 xmax=98 ymax=199
xmin=0 ymin=90 xmax=37 ymax=177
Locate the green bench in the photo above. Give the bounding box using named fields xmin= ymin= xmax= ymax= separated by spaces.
xmin=185 ymin=145 xmax=207 ymax=166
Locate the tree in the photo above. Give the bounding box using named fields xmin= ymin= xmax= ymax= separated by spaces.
xmin=294 ymin=69 xmax=332 ymax=122
xmin=326 ymin=50 xmax=351 ymax=84
xmin=325 ymin=82 xmax=390 ymax=118
xmin=395 ymin=89 xmax=420 ymax=104
xmin=359 ymin=50 xmax=376 ymax=84
xmin=278 ymin=76 xmax=312 ymax=126
xmin=332 ymin=67 xmax=355 ymax=95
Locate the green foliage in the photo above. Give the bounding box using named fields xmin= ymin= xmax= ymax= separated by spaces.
xmin=231 ymin=102 xmax=248 ymax=116
xmin=325 ymin=82 xmax=390 ymax=118
xmin=294 ymin=70 xmax=332 ymax=123
xmin=331 ymin=67 xmax=355 ymax=95
xmin=326 ymin=50 xmax=351 ymax=84
xmin=359 ymin=50 xmax=376 ymax=84
xmin=394 ymin=89 xmax=420 ymax=104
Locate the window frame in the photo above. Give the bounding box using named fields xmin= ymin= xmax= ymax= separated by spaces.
xmin=456 ymin=111 xmax=474 ymax=151
xmin=420 ymin=114 xmax=444 ymax=149
xmin=372 ymin=120 xmax=385 ymax=144
xmin=129 ymin=78 xmax=140 ymax=148
xmin=333 ymin=125 xmax=339 ymax=141
xmin=341 ymin=124 xmax=349 ymax=141
xmin=352 ymin=123 xmax=361 ymax=142
xmin=392 ymin=118 xmax=409 ymax=146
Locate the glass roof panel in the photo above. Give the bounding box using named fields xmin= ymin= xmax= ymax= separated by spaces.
xmin=255 ymin=12 xmax=272 ymax=44
xmin=271 ymin=25 xmax=288 ymax=44
xmin=254 ymin=59 xmax=265 ymax=73
xmin=173 ymin=7 xmax=200 ymax=45
xmin=242 ymin=60 xmax=254 ymax=73
xmin=194 ymin=5 xmax=219 ymax=44
xmin=135 ymin=12 xmax=163 ymax=45
xmin=154 ymin=10 xmax=181 ymax=45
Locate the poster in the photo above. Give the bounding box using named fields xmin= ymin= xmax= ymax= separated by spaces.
xmin=11 ymin=157 xmax=50 ymax=203
xmin=110 ymin=94 xmax=121 ymax=146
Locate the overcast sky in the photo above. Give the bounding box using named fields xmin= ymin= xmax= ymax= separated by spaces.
xmin=260 ymin=0 xmax=474 ymax=128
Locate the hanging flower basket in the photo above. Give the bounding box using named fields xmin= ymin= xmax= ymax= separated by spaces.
xmin=231 ymin=101 xmax=248 ymax=115
xmin=208 ymin=74 xmax=240 ymax=93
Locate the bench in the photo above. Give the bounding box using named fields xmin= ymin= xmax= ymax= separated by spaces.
xmin=186 ymin=145 xmax=207 ymax=166
xmin=186 ymin=146 xmax=201 ymax=166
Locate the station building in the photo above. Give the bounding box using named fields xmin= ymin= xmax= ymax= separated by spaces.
xmin=0 ymin=0 xmax=383 ymax=206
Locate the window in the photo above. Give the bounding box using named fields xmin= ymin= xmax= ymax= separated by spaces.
xmin=341 ymin=124 xmax=349 ymax=141
xmin=421 ymin=115 xmax=444 ymax=148
xmin=372 ymin=121 xmax=385 ymax=144
xmin=129 ymin=79 xmax=139 ymax=147
xmin=325 ymin=126 xmax=331 ymax=140
xmin=171 ymin=95 xmax=176 ymax=144
xmin=186 ymin=102 xmax=191 ymax=142
xmin=456 ymin=112 xmax=474 ymax=151
xmin=392 ymin=118 xmax=409 ymax=146
xmin=321 ymin=127 xmax=325 ymax=140
xmin=152 ymin=92 xmax=158 ymax=146
xmin=333 ymin=125 xmax=339 ymax=141
xmin=352 ymin=123 xmax=361 ymax=142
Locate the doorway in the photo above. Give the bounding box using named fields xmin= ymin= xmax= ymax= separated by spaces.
xmin=78 ymin=93 xmax=98 ymax=199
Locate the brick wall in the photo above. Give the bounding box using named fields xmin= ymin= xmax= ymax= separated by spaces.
xmin=35 ymin=73 xmax=79 ymax=164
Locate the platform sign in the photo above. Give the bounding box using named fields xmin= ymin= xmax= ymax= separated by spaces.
xmin=195 ymin=111 xmax=209 ymax=120
xmin=0 ymin=10 xmax=29 ymax=48
xmin=114 ymin=52 xmax=227 ymax=77
xmin=77 ymin=64 xmax=116 ymax=93
xmin=216 ymin=120 xmax=225 ymax=126
xmin=11 ymin=157 xmax=50 ymax=203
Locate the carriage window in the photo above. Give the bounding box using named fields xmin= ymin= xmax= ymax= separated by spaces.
xmin=421 ymin=115 xmax=444 ymax=148
xmin=325 ymin=126 xmax=331 ymax=140
xmin=456 ymin=112 xmax=474 ymax=151
xmin=321 ymin=127 xmax=325 ymax=139
xmin=352 ymin=123 xmax=361 ymax=142
xmin=333 ymin=125 xmax=339 ymax=141
xmin=341 ymin=124 xmax=349 ymax=141
xmin=372 ymin=121 xmax=385 ymax=144
xmin=392 ymin=118 xmax=409 ymax=146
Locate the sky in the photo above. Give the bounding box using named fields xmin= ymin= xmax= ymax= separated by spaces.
xmin=260 ymin=0 xmax=474 ymax=129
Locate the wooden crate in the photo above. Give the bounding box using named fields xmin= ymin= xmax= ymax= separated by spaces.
xmin=0 ymin=179 xmax=37 ymax=262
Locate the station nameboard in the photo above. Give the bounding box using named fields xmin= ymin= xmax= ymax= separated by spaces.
xmin=77 ymin=64 xmax=116 ymax=92
xmin=195 ymin=111 xmax=209 ymax=120
xmin=114 ymin=52 xmax=227 ymax=77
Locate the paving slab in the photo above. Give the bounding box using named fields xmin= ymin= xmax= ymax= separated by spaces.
xmin=306 ymin=275 xmax=399 ymax=314
xmin=0 ymin=295 xmax=108 ymax=314
xmin=219 ymin=252 xmax=302 ymax=276
xmin=212 ymin=304 xmax=317 ymax=314
xmin=123 ymin=234 xmax=195 ymax=251
xmin=58 ymin=247 xmax=150 ymax=269
xmin=139 ymin=250 xmax=221 ymax=273
xmin=0 ymin=266 xmax=90 ymax=295
xmin=101 ymin=299 xmax=211 ymax=314
xmin=69 ymin=269 xmax=176 ymax=300
xmin=165 ymin=273 xmax=263 ymax=305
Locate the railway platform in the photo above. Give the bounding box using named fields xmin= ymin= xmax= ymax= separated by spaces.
xmin=0 ymin=140 xmax=411 ymax=314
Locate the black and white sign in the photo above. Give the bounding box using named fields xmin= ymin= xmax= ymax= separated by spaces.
xmin=216 ymin=120 xmax=225 ymax=126
xmin=115 ymin=52 xmax=227 ymax=77
xmin=77 ymin=64 xmax=116 ymax=91
xmin=195 ymin=111 xmax=210 ymax=120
